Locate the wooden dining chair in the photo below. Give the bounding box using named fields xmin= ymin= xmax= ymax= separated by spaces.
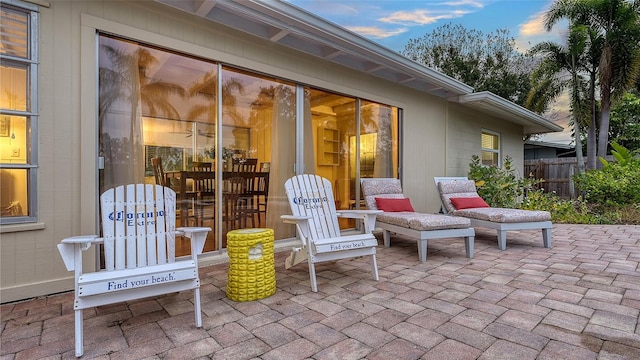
xmin=152 ymin=157 xmax=197 ymax=226
xmin=253 ymin=172 xmax=269 ymax=225
xmin=231 ymin=158 xmax=258 ymax=228
xmin=192 ymin=161 xmax=215 ymax=227
xmin=222 ymin=176 xmax=245 ymax=231
xmin=231 ymin=158 xmax=258 ymax=173
xmin=151 ymin=157 xmax=167 ymax=186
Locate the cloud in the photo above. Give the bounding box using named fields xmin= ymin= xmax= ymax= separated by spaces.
xmin=515 ymin=8 xmax=568 ymax=51
xmin=379 ymin=10 xmax=470 ymax=25
xmin=519 ymin=11 xmax=549 ymax=37
xmin=345 ymin=26 xmax=409 ymax=39
xmin=437 ymin=0 xmax=485 ymax=7
xmin=289 ymin=1 xmax=359 ymax=16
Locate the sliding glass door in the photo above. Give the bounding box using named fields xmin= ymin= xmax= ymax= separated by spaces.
xmin=98 ymin=34 xmax=399 ymax=256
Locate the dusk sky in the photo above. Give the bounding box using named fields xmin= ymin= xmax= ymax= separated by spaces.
xmin=287 ymin=0 xmax=573 ymax=144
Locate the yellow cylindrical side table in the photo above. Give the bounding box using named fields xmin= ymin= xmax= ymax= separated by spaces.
xmin=226 ymin=228 xmax=276 ymax=302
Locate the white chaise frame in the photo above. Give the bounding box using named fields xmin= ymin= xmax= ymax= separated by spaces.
xmin=435 ymin=177 xmax=552 ymax=250
xmin=57 ymin=184 xmax=210 ymax=357
xmin=360 ymin=178 xmax=475 ymax=262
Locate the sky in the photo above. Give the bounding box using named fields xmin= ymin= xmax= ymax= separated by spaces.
xmin=286 ymin=0 xmax=573 ymax=145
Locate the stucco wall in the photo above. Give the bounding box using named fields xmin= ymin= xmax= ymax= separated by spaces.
xmin=0 ymin=0 xmax=527 ymax=302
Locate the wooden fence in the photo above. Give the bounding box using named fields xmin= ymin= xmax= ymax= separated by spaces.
xmin=524 ymin=158 xmax=579 ymax=198
xmin=524 ymin=156 xmax=614 ymax=198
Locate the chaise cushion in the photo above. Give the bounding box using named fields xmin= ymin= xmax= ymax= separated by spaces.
xmin=437 ymin=179 xmax=551 ymax=222
xmin=452 ymin=208 xmax=551 ymax=223
xmin=361 ymin=178 xmax=404 ymax=210
xmin=377 ymin=212 xmax=471 ymax=230
xmin=361 ymin=178 xmax=472 ymax=231
xmin=450 ymin=196 xmax=489 ymax=210
xmin=437 ymin=179 xmax=479 ymax=213
xmin=375 ymin=197 xmax=415 ymax=212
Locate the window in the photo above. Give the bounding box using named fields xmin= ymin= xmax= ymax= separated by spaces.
xmin=481 ymin=131 xmax=500 ymax=166
xmin=0 ymin=0 xmax=38 ymax=224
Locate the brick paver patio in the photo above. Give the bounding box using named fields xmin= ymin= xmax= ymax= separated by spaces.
xmin=2 ymin=224 xmax=640 ymax=359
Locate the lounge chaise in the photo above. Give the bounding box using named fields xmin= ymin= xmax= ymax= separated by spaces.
xmin=435 ymin=177 xmax=552 ymax=250
xmin=360 ymin=178 xmax=475 ymax=262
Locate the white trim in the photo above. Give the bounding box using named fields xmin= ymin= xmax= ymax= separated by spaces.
xmin=481 ymin=130 xmax=501 ymax=166
xmin=457 ymin=91 xmax=564 ymax=134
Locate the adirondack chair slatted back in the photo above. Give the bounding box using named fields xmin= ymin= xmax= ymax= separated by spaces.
xmin=282 ymin=174 xmax=381 ymax=292
xmin=101 ymin=184 xmax=176 ymax=271
xmin=58 ymin=183 xmax=209 ymax=357
xmin=284 ymin=174 xmax=341 ymax=241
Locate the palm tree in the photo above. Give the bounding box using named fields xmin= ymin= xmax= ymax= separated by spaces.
xmin=546 ymin=0 xmax=640 ymax=166
xmin=187 ymin=71 xmax=245 ymax=124
xmin=527 ymin=24 xmax=591 ymax=174
xmin=99 ymin=41 xmax=187 ymax=186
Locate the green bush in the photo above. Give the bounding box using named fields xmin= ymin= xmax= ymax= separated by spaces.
xmin=468 ymin=155 xmax=540 ymax=208
xmin=520 ymin=190 xmax=614 ymax=224
xmin=573 ymin=143 xmax=640 ymax=206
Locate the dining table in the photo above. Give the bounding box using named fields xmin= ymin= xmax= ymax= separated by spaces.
xmin=164 ymin=170 xmax=268 ymax=227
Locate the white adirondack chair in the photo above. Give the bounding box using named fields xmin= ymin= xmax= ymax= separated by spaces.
xmin=282 ymin=174 xmax=382 ymax=292
xmin=57 ymin=184 xmax=210 ymax=357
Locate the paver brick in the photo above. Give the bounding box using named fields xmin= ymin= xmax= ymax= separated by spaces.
xmin=589 ymin=310 xmax=638 ymax=332
xmin=390 ymin=322 xmax=445 ymax=350
xmin=450 ymin=309 xmax=496 ymax=331
xmin=252 ymin=322 xmax=299 ymax=348
xmin=343 ymin=322 xmax=396 ymax=348
xmin=496 ymin=309 xmax=543 ymax=331
xmin=3 ymin=224 xmax=639 ymax=360
xmin=312 ymin=338 xmax=371 ymax=360
xmin=537 ymin=339 xmax=597 ymax=360
xmin=296 ymin=322 xmax=346 ymax=348
xmin=484 ymin=322 xmax=548 ymax=351
xmin=362 ymin=308 xmax=409 ymax=330
xmin=435 ymin=322 xmax=496 ymax=351
xmin=422 ymin=339 xmax=483 ymax=360
xmin=479 ymin=339 xmax=538 ymax=360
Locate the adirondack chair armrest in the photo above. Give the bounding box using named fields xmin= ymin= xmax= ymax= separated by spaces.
xmin=336 ymin=209 xmax=383 ymax=218
xmin=336 ymin=210 xmax=382 ymax=233
xmin=176 ymin=227 xmax=211 ymax=255
xmin=61 ymin=235 xmax=100 ymax=244
xmin=58 ymin=235 xmax=101 ymax=272
xmin=281 ymin=215 xmax=313 ymax=245
xmin=281 ymin=215 xmax=312 ymax=223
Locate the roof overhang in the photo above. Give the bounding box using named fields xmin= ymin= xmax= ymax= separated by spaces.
xmin=153 ymin=0 xmax=562 ymax=135
xmin=525 ymin=140 xmax=574 ymax=150
xmin=455 ymin=92 xmax=564 ymax=135
xmin=154 ymin=0 xmax=472 ymax=98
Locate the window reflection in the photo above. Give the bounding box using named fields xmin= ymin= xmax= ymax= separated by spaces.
xmin=1 ymin=3 xmax=35 ymax=224
xmin=97 ymin=34 xmax=400 ymax=253
xmin=481 ymin=131 xmax=500 ymax=166
xmin=0 ymin=169 xmax=28 ymax=217
xmin=311 ymin=90 xmax=399 ymax=223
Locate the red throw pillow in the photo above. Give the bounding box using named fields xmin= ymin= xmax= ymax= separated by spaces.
xmin=450 ymin=196 xmax=490 ymax=210
xmin=375 ymin=197 xmax=415 ymax=212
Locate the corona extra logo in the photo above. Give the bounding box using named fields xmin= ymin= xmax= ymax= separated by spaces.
xmin=108 ymin=210 xmax=164 ymax=226
xmin=293 ymin=196 xmax=328 ymax=209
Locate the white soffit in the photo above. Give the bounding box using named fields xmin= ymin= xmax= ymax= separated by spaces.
xmin=457 ymin=92 xmax=564 ymax=135
xmin=154 ymin=0 xmax=472 ymax=98
xmin=153 ymin=0 xmax=562 ymax=135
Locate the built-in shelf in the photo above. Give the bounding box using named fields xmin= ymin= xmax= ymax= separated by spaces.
xmin=318 ymin=127 xmax=340 ymax=166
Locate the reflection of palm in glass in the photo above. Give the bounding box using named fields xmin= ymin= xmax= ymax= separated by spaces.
xmin=99 ymin=39 xmax=189 ymax=187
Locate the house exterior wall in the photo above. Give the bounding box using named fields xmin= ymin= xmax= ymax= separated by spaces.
xmin=0 ymin=0 xmax=528 ymax=302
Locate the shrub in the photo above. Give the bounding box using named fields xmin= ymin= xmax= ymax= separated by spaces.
xmin=520 ymin=190 xmax=614 ymax=224
xmin=573 ymin=143 xmax=640 ymax=206
xmin=468 ymin=155 xmax=541 ymax=208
